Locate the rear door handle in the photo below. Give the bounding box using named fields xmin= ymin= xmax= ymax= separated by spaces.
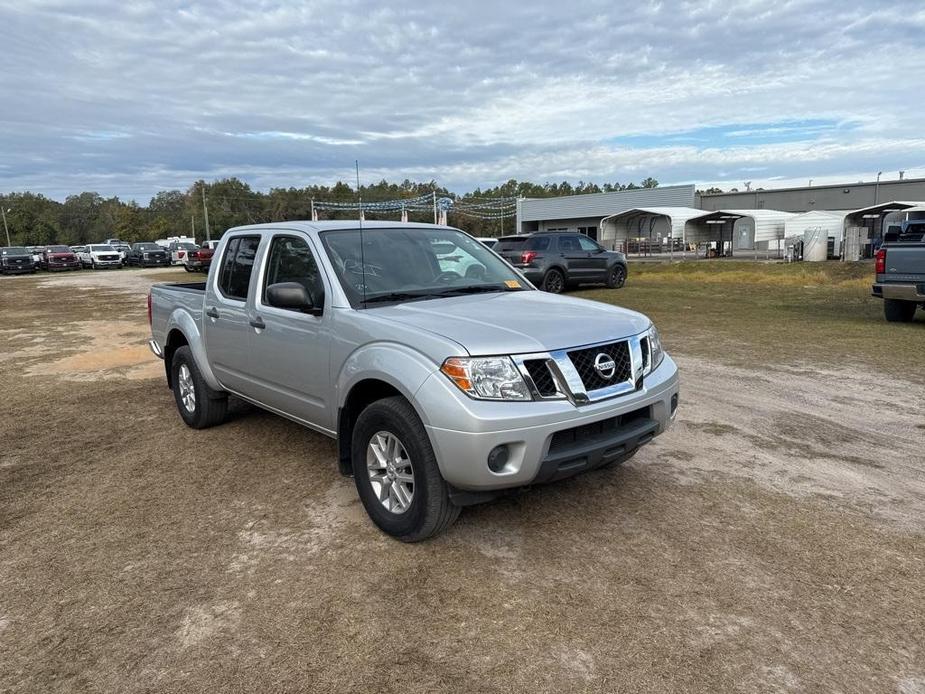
xmin=206 ymin=307 xmax=219 ymax=319
xmin=249 ymin=316 xmax=266 ymax=330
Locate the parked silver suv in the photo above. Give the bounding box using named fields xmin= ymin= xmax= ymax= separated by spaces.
xmin=148 ymin=222 xmax=679 ymax=541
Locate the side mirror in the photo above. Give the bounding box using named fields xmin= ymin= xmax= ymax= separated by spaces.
xmin=266 ymin=282 xmax=322 ymax=315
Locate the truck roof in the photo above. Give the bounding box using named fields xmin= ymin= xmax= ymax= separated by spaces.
xmin=226 ymin=220 xmax=454 ymax=234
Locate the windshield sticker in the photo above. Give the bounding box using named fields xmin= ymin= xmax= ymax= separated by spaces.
xmin=504 ymin=280 xmax=522 ymax=289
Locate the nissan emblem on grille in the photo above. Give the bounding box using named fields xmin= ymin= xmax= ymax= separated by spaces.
xmin=593 ymin=353 xmax=616 ymax=379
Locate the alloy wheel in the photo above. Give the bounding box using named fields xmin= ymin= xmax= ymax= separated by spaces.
xmin=177 ymin=364 xmax=196 ymax=413
xmin=366 ymin=431 xmax=414 ymax=514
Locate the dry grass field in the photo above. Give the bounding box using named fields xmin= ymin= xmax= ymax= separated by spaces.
xmin=1 ymin=262 xmax=923 ymax=693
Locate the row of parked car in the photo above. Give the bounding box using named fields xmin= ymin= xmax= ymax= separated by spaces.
xmin=0 ymin=238 xmax=217 ymax=275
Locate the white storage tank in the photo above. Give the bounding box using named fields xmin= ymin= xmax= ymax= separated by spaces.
xmin=803 ymin=226 xmax=828 ymax=261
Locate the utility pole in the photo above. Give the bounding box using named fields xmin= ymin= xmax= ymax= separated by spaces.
xmin=191 ymin=214 xmax=196 ymax=238
xmin=433 ymin=191 xmax=437 ymax=225
xmin=1 ymin=207 xmax=9 ymax=247
xmin=875 ymin=171 xmax=883 ymax=204
xmin=201 ymin=184 xmax=211 ymax=242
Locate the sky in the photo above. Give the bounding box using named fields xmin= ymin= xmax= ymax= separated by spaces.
xmin=2 ymin=0 xmax=925 ymax=202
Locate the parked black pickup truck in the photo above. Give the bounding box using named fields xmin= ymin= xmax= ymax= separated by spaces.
xmin=872 ymin=220 xmax=924 ymax=322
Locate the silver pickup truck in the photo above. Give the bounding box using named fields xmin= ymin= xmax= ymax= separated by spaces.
xmin=148 ymin=222 xmax=679 ymax=541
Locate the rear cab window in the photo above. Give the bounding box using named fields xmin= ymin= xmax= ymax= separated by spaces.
xmin=217 ymin=235 xmax=261 ymax=301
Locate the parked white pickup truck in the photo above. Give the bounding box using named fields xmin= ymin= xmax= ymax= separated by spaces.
xmin=78 ymin=244 xmax=123 ymax=269
xmin=147 ymin=222 xmax=679 ymax=541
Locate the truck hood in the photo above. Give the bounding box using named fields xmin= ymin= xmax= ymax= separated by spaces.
xmin=370 ymin=290 xmax=651 ymax=355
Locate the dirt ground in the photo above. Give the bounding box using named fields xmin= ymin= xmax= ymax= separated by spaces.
xmin=1 ymin=265 xmax=923 ymax=693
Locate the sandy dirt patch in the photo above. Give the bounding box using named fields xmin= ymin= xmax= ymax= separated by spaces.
xmin=0 ymin=267 xmax=922 ymax=693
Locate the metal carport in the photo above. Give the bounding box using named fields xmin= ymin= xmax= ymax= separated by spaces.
xmin=685 ymin=209 xmax=795 ymax=257
xmin=598 ymin=207 xmax=712 ymax=255
xmin=843 ymin=201 xmax=925 ymax=259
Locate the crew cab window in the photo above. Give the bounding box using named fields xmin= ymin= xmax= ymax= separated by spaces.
xmin=577 ymin=236 xmax=601 ymax=252
xmin=262 ymin=236 xmax=324 ymax=308
xmin=218 ymin=235 xmax=260 ymax=300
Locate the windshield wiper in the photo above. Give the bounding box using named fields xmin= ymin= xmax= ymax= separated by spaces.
xmin=432 ymin=284 xmax=527 ymax=296
xmin=362 ymin=291 xmax=443 ymax=306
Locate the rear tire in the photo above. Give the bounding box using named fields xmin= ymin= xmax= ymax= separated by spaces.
xmin=542 ymin=268 xmax=565 ymax=293
xmin=171 ymin=346 xmax=228 ymax=429
xmin=351 ymin=396 xmax=460 ymax=542
xmin=884 ymin=299 xmax=917 ymax=323
xmin=606 ymin=265 xmax=626 ymax=289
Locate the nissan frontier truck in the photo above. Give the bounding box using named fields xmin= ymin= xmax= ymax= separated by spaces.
xmin=147 ymin=221 xmax=679 ymax=541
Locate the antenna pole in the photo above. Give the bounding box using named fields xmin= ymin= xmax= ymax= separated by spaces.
xmin=356 ymin=161 xmax=367 ymax=307
xmin=433 ymin=191 xmax=437 ymax=224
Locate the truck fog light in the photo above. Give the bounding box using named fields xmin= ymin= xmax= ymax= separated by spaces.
xmin=670 ymin=393 xmax=679 ymax=417
xmin=487 ymin=445 xmax=510 ymax=473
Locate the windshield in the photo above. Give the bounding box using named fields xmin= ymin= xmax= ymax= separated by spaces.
xmin=175 ymin=242 xmax=198 ymax=250
xmin=320 ymin=227 xmax=530 ymax=308
xmin=47 ymin=245 xmax=71 ymax=253
xmin=137 ymin=243 xmax=160 ymax=250
xmin=89 ymin=245 xmax=115 ymax=252
xmin=2 ymin=247 xmax=30 ymax=256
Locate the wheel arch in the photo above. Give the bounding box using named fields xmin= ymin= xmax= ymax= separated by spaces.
xmin=161 ymin=310 xmax=223 ymax=391
xmin=334 ymin=343 xmax=441 ymax=477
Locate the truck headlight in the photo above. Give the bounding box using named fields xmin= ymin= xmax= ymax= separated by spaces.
xmin=645 ymin=325 xmax=664 ymax=374
xmin=441 ymin=357 xmax=532 ymax=401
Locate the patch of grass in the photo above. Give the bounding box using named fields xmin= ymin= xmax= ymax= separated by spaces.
xmin=631 ymin=259 xmax=874 ymax=289
xmin=577 ymin=260 xmax=923 ymax=380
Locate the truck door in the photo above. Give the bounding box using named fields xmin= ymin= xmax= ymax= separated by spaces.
xmin=245 ymin=233 xmax=333 ymax=431
xmin=203 ymin=234 xmax=262 ymax=394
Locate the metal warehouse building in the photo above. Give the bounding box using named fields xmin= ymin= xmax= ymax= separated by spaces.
xmin=515 ymin=185 xmax=696 ymax=240
xmin=514 ymin=175 xmax=925 ymax=256
xmin=696 ymin=176 xmax=925 ymax=214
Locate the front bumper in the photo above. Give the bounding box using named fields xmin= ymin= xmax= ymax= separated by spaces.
xmin=140 ymin=258 xmax=170 ymax=266
xmin=92 ymin=259 xmax=122 ymax=267
xmin=872 ymin=283 xmax=925 ymax=301
xmin=418 ymin=354 xmax=679 ymax=491
xmin=47 ymin=261 xmax=80 ymax=270
xmin=2 ymin=265 xmax=34 ymax=274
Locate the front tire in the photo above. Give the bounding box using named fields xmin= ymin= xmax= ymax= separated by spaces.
xmin=351 ymin=396 xmax=460 ymax=542
xmin=606 ymin=265 xmax=626 ymax=289
xmin=884 ymin=299 xmax=917 ymax=323
xmin=171 ymin=346 xmax=228 ymax=429
xmin=542 ymin=268 xmax=565 ymax=293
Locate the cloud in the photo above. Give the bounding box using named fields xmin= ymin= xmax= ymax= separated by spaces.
xmin=1 ymin=0 xmax=924 ymax=200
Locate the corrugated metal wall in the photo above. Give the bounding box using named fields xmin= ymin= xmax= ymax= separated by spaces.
xmin=517 ymin=185 xmax=696 ymax=226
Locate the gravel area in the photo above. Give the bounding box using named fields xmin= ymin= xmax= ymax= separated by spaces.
xmin=0 ymin=268 xmax=922 ymax=693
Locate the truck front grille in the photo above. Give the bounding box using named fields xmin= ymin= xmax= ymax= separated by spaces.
xmin=523 ymin=359 xmax=558 ymax=397
xmin=567 ymin=340 xmax=632 ymax=391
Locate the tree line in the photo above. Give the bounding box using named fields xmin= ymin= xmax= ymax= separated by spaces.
xmin=0 ymin=176 xmax=659 ymax=247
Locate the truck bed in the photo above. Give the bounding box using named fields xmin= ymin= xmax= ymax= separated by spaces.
xmin=156 ymin=281 xmax=207 ymax=292
xmin=149 ymin=282 xmax=207 ymax=348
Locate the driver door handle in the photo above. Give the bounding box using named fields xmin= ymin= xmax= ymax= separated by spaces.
xmin=249 ymin=316 xmax=266 ymax=330
xmin=206 ymin=307 xmax=219 ymax=319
